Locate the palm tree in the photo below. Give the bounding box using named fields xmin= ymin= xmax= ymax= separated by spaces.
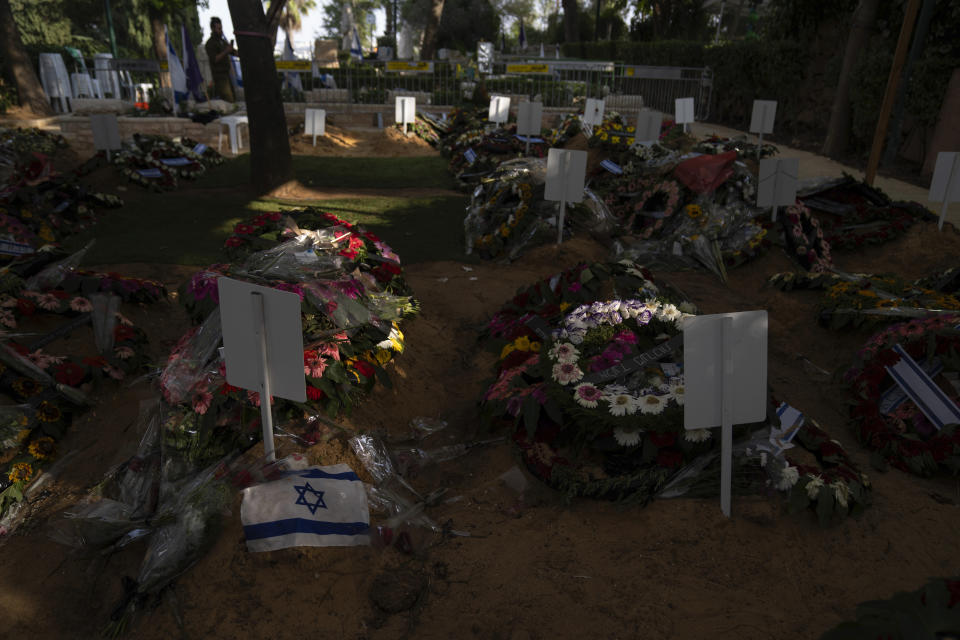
xmin=265 ymin=0 xmax=318 ymax=48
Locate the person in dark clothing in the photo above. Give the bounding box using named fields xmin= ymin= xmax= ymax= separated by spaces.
xmin=205 ymin=17 xmax=237 ymax=102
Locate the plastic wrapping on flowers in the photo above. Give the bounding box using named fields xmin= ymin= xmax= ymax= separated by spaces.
xmin=464 ymin=157 xmax=615 ymax=261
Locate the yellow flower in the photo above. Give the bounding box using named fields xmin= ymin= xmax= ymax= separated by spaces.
xmin=857 ymin=289 xmax=878 ymax=298
xmin=611 ymin=136 xmax=621 ymax=144
xmin=626 ymin=126 xmax=636 ymax=133
xmin=559 ymin=301 xmax=570 ymax=312
xmin=626 ymin=137 xmax=634 ymax=145
xmin=37 ymin=401 xmax=61 ymax=423
xmin=499 ymin=343 xmax=516 ymax=360
xmin=612 ymin=123 xmax=622 ymax=131
xmin=499 ymin=224 xmax=510 ymax=238
xmin=599 ymin=132 xmax=609 ymax=141
xmin=28 ymin=436 xmax=55 ymax=461
xmin=373 ymin=349 xmax=392 ymax=366
xmin=38 ymin=226 xmax=55 ymax=242
xmin=8 ymin=462 xmax=33 ymax=484
xmin=16 ymin=428 xmax=31 ymax=442
xmin=529 ymin=341 xmax=541 ymax=352
xmin=514 ymin=336 xmax=531 ymax=351
xmin=686 ymin=204 xmax=703 ymax=219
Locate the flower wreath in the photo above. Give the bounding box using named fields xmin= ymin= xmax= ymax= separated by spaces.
xmin=625 ymin=178 xmax=682 ymax=239
xmin=781 ymin=202 xmax=833 ymax=273
xmin=844 ymin=314 xmax=960 ymax=476
xmin=589 ymin=116 xmax=637 ymax=151
xmin=470 ymin=180 xmax=536 ymax=258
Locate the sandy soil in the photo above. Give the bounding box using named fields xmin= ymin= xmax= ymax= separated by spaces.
xmin=1 ymin=127 xmax=959 ymax=640
xmin=288 ymin=124 xmax=439 ymax=158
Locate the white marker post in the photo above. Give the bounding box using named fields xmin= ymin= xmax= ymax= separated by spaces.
xmin=583 ymin=98 xmax=605 ymax=127
xmin=636 ymin=109 xmax=663 ymax=145
xmin=516 ymin=101 xmax=544 ymax=155
xmin=219 ymin=278 xmax=306 ymax=462
xmin=749 ymin=100 xmax=777 ymax=161
xmin=757 ymin=157 xmax=799 ymax=222
xmin=488 ymin=95 xmax=511 ymax=126
xmin=545 ymin=148 xmax=587 ymax=245
xmin=395 ymin=96 xmax=415 ymax=135
xmin=90 ymin=114 xmax=121 ymax=162
xmin=929 ymin=152 xmax=960 ymax=231
xmin=683 ymin=311 xmax=768 ymax=517
xmin=304 ymin=108 xmax=326 ymax=146
xmin=674 ymin=97 xmax=695 ymax=134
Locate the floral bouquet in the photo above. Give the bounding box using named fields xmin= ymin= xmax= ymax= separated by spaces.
xmin=694 ymin=135 xmax=779 ymax=160
xmin=587 ymin=112 xmax=637 ymax=152
xmin=844 ymin=314 xmax=960 ymax=476
xmin=781 ymin=201 xmax=833 ymax=273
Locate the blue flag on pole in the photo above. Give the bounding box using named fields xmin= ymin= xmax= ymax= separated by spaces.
xmin=241 ymin=464 xmax=370 ymax=551
xmin=282 ymin=33 xmax=303 ymax=91
xmin=518 ymin=18 xmax=527 ymax=50
xmin=181 ymin=24 xmax=205 ymax=101
xmin=164 ymin=26 xmax=188 ymax=104
xmin=350 ymin=26 xmax=363 ymax=60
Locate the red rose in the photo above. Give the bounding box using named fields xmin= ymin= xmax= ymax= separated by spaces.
xmin=306 ymin=386 xmax=326 ymax=401
xmin=657 ymin=448 xmax=684 ymax=469
xmin=224 ymin=236 xmax=244 ymax=247
xmin=55 ymin=361 xmax=87 ymax=386
xmin=16 ymin=298 xmax=36 ymax=316
xmin=234 ymin=223 xmax=255 ymax=235
xmin=364 ymin=231 xmax=381 ymax=242
xmin=648 ymin=431 xmax=676 ymax=448
xmin=353 ymin=360 xmax=375 ymax=380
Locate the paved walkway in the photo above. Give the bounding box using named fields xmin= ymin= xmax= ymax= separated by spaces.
xmin=690 ymin=121 xmax=958 ymax=227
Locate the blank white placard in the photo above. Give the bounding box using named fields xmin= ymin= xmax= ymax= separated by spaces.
xmin=395 ymin=96 xmax=415 ymax=125
xmin=675 ymin=97 xmax=695 ymax=124
xmin=583 ymin=98 xmax=605 ymax=126
xmin=516 ymin=101 xmax=544 ymax=136
xmin=636 ymin=110 xmax=662 ymax=143
xmin=488 ymin=95 xmax=511 ymax=124
xmin=749 ymin=100 xmax=777 ymax=135
xmin=757 ymin=158 xmax=799 ymax=208
xmin=90 ymin=114 xmax=121 ymax=152
xmin=544 ymin=148 xmax=587 ymax=204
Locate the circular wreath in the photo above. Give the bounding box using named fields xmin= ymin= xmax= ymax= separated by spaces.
xmin=844 ymin=313 xmax=960 ymax=476
xmin=781 ymin=202 xmax=832 ymax=273
xmin=625 ymin=179 xmax=681 ymax=239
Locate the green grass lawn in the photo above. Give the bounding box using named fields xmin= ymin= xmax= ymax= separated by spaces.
xmin=196 ymin=155 xmax=456 ymax=191
xmin=67 ymin=190 xmax=474 ymax=267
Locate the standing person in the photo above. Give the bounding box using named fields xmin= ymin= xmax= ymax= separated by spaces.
xmin=205 ymin=17 xmax=236 ymax=102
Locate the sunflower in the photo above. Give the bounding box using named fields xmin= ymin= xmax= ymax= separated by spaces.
xmin=12 ymin=377 xmax=42 ymax=398
xmin=8 ymin=462 xmax=33 ymax=484
xmin=28 ymin=436 xmax=55 ymax=461
xmin=37 ymin=401 xmax=62 ymax=423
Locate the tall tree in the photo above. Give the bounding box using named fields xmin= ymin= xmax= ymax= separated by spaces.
xmin=227 ymin=0 xmax=293 ymax=191
xmin=0 ymin=0 xmax=53 ymax=115
xmin=562 ymin=0 xmax=579 ymax=42
xmin=821 ymin=0 xmax=880 ymax=159
xmin=419 ymin=0 xmax=445 ymax=59
xmin=265 ymin=0 xmax=317 ymax=49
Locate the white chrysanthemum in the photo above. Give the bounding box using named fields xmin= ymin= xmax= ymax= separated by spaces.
xmin=638 ymin=394 xmax=667 ymax=415
xmin=659 ymin=303 xmax=682 ymax=323
xmin=603 ymin=384 xmax=630 ymax=397
xmin=684 ymin=428 xmax=711 ymax=443
xmin=805 ymin=475 xmax=824 ymax=500
xmin=670 ymin=383 xmax=685 ymax=406
xmin=831 ymin=481 xmax=850 ymax=509
xmin=775 ymin=464 xmax=799 ymax=491
xmin=549 ymin=342 xmax=580 ymax=363
xmin=552 ymin=362 xmax=583 ymax=385
xmin=607 ymin=393 xmax=639 ymax=416
xmin=573 ymin=383 xmax=603 ymax=408
xmin=613 ymin=427 xmax=642 ymax=447
xmin=678 ymin=301 xmax=697 ymax=314
xmin=759 ymin=451 xmax=768 ymax=467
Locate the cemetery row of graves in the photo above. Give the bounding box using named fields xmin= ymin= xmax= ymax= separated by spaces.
xmin=0 ymin=92 xmax=959 ymax=636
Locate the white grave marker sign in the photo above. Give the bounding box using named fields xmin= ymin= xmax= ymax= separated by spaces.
xmin=635 ymin=110 xmax=663 ymax=144
xmin=488 ymin=95 xmax=511 ymax=125
xmin=684 ymin=310 xmax=768 ymax=517
xmin=929 ymin=152 xmax=960 ymax=231
xmin=545 ymin=148 xmax=587 ymax=245
xmin=675 ymin=97 xmax=695 ymax=132
xmin=757 ymin=157 xmax=799 ymax=222
xmin=517 ymin=101 xmax=544 ymax=155
xmin=90 ymin=114 xmax=121 ymax=161
xmin=219 ymin=277 xmax=307 ymax=461
xmin=395 ymin=96 xmax=416 ymax=134
xmin=583 ymin=98 xmax=605 ymax=126
xmin=304 ymin=108 xmax=326 ymax=146
xmin=750 ymin=99 xmax=778 ymax=160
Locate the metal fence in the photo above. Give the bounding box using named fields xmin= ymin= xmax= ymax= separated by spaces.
xmin=283 ymin=59 xmax=712 ymax=119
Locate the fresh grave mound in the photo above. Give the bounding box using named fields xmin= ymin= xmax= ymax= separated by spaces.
xmin=49 ymin=207 xmax=419 ymax=631
xmin=464 ymin=157 xmax=614 ymax=261
xmin=0 ymin=255 xmax=163 ymax=522
xmin=480 ymin=261 xmax=871 ymax=524
xmin=78 ymin=133 xmax=223 ymax=191
xmin=844 ymin=313 xmax=960 ymax=477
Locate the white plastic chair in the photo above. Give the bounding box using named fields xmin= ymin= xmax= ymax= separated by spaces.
xmin=38 ymin=53 xmax=72 ymax=112
xmin=218 ymin=115 xmax=249 ymax=155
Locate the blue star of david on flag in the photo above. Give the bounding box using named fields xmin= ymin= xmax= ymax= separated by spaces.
xmin=293 ymin=481 xmax=327 ymax=515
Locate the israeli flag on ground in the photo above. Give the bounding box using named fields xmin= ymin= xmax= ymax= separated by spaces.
xmin=165 ymin=25 xmax=188 ymax=104
xmin=241 ymin=464 xmax=370 ymax=552
xmin=350 ymin=26 xmax=363 ymax=61
xmin=282 ymin=33 xmax=303 ymax=92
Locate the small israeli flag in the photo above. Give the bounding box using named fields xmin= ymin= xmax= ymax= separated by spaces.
xmin=241 ymin=464 xmax=370 ymax=551
xmin=165 ymin=25 xmax=188 ymax=104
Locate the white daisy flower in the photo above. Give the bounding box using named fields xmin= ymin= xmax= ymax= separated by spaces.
xmin=607 ymin=393 xmax=639 ymax=416
xmin=638 ymin=394 xmax=666 ymax=415
xmin=775 ymin=464 xmax=799 ymax=491
xmin=549 ymin=342 xmax=580 ymax=363
xmin=573 ymin=383 xmax=603 ymax=408
xmin=805 ymin=475 xmax=824 ymax=500
xmin=669 ymin=383 xmax=685 ymax=406
xmin=613 ymin=427 xmax=642 ymax=447
xmin=684 ymin=428 xmax=711 ymax=443
xmin=552 ymin=362 xmax=583 ymax=385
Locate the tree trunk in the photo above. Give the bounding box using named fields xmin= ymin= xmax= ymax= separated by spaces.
xmin=227 ymin=0 xmax=293 ymax=192
xmin=562 ymin=0 xmax=579 ymax=43
xmin=419 ymin=0 xmax=445 ymax=60
xmin=150 ymin=11 xmax=171 ymax=88
xmin=821 ymin=0 xmax=879 ymax=159
xmin=0 ymin=0 xmax=52 ymax=115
